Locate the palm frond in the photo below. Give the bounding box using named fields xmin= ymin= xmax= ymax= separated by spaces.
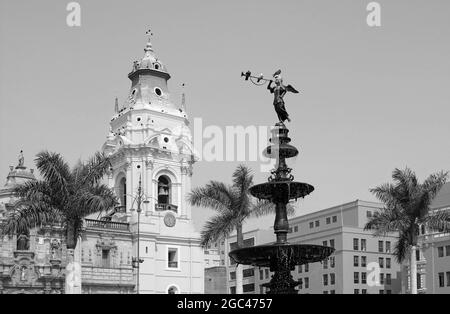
xmin=364 ymin=207 xmax=409 ymax=236
xmin=77 ymin=152 xmax=112 ymax=186
xmin=232 ymin=165 xmax=253 ymax=193
xmin=188 ymin=181 xmax=234 ymax=212
xmin=1 ymin=202 xmax=63 ymax=236
xmin=200 ymin=210 xmax=239 ymax=248
xmin=71 ymin=184 xmax=118 ymax=218
xmin=394 ymin=232 xmax=410 ymax=263
xmin=424 ymin=210 xmax=450 ymax=233
xmin=35 ymin=151 xmax=71 ymax=195
xmin=369 ymin=183 xmax=398 ymax=207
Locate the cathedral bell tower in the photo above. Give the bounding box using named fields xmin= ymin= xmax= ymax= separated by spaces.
xmin=101 ymin=35 xmax=203 ymax=294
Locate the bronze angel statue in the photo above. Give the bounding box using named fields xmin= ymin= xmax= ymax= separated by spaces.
xmin=267 ymin=70 xmax=299 ymax=124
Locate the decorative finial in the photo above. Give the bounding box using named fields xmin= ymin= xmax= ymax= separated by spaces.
xmin=144 ymin=29 xmax=154 ymax=52
xmin=17 ymin=150 xmax=24 ymax=168
xmin=114 ymin=97 xmax=119 ymax=114
xmin=181 ymin=83 xmax=186 ymax=110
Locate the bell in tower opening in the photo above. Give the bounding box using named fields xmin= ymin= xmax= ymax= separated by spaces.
xmin=157 ymin=176 xmax=170 ymax=205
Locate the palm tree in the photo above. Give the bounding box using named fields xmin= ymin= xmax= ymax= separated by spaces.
xmin=0 ymin=151 xmax=117 ymax=294
xmin=188 ymin=164 xmax=294 ymax=294
xmin=365 ymin=167 xmax=450 ymax=294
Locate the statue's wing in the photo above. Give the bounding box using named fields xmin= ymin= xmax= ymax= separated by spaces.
xmin=273 ymin=69 xmax=282 ymax=77
xmin=286 ymin=84 xmax=299 ymax=93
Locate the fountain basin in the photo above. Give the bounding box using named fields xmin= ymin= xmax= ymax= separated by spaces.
xmin=250 ymin=181 xmax=314 ymax=201
xmin=229 ymin=243 xmax=334 ymax=268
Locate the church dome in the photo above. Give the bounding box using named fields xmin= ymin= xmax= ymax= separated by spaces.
xmin=3 ymin=165 xmax=36 ymax=190
xmin=130 ymin=39 xmax=169 ymax=74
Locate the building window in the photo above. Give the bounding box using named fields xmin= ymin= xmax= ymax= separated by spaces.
xmin=332 ymin=216 xmax=337 ymax=223
xmin=439 ymin=273 xmax=445 ymax=287
xmin=446 ymin=245 xmax=450 ymax=256
xmin=379 ymin=257 xmax=384 ymax=268
xmin=354 ymin=272 xmax=359 ymax=284
xmin=304 ymin=263 xmax=309 ymax=272
xmin=243 ymin=268 xmax=255 ymax=278
xmin=446 ymin=272 xmax=450 ymax=287
xmin=298 ymin=278 xmax=303 ymax=289
xmin=386 ymin=290 xmax=392 ymax=294
xmin=329 ymin=239 xmax=335 ymax=249
xmin=354 ymin=289 xmax=359 ymax=294
xmin=154 ymin=87 xmax=163 ymax=96
xmin=438 ymin=246 xmax=444 ymax=257
xmin=315 ymin=220 xmax=320 ymax=227
xmin=330 ymin=290 xmax=335 ymax=294
xmin=323 ymin=291 xmax=329 ymax=294
xmin=386 ymin=273 xmax=392 ymax=285
xmin=265 ymin=269 xmax=269 ymax=279
xmin=243 ymin=284 xmax=255 ymax=293
xmin=386 ymin=241 xmax=391 ymax=253
xmin=330 ymin=256 xmax=335 ymax=268
xmin=386 ymin=258 xmax=391 ymax=269
xmin=378 ymin=241 xmax=384 ymax=253
xmin=230 ymin=272 xmax=236 ymax=280
xmin=298 ymin=265 xmax=302 ymax=273
xmin=354 ymin=256 xmax=359 ymax=267
xmin=379 ymin=290 xmax=384 ymax=294
xmin=361 ymin=272 xmax=367 ymax=284
xmin=361 ymin=239 xmax=367 ymax=251
xmin=323 ymin=258 xmax=328 ymax=269
xmin=294 ymin=226 xmax=298 ymax=232
xmin=323 ymin=274 xmax=328 ymax=286
xmin=380 ymin=273 xmax=385 ymax=285
xmin=416 ymin=249 xmax=420 ymax=261
xmin=367 ymin=211 xmax=372 ymax=218
xmin=361 ymin=256 xmax=367 ymax=267
xmin=167 ymin=247 xmax=179 ymax=269
xmin=230 ymin=286 xmax=236 ymax=294
xmin=260 ymin=269 xmax=263 ymax=280
xmin=304 ymin=277 xmax=309 ymax=289
xmin=326 ymin=217 xmax=331 ymax=224
xmin=323 ymin=240 xmax=328 ymax=247
xmin=102 ymin=249 xmax=110 ymax=268
xmin=157 ymin=175 xmax=171 ymax=205
xmin=362 ymin=289 xmax=367 ymax=294
xmin=309 ymin=222 xmax=314 ymax=229
xmin=330 ymin=273 xmax=335 ymax=285
xmin=353 ymin=239 xmax=359 ymax=251
xmin=118 ymin=177 xmax=127 ymax=209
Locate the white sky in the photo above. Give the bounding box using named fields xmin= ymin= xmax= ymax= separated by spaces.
xmin=1 ymin=0 xmax=449 ymax=232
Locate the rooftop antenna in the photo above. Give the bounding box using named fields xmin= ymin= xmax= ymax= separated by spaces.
xmin=181 ymin=83 xmax=186 ymax=111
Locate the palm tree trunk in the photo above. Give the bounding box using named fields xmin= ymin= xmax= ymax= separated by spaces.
xmin=65 ymin=223 xmax=82 ymax=294
xmin=409 ymin=245 xmax=417 ymax=294
xmin=235 ymin=223 xmax=244 ymax=294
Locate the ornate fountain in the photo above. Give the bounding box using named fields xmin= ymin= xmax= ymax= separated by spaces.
xmin=229 ymin=70 xmax=334 ymax=294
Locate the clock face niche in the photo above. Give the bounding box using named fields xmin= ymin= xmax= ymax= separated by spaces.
xmin=164 ymin=213 xmax=176 ymax=227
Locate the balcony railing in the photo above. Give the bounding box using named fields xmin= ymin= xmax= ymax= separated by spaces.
xmin=85 ymin=219 xmax=130 ymax=231
xmin=155 ymin=203 xmax=178 ymax=213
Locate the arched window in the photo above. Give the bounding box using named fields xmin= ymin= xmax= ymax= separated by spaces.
xmin=119 ymin=177 xmax=127 ymax=210
xmin=157 ymin=175 xmax=171 ymax=205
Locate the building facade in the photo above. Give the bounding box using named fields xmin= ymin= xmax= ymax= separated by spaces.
xmin=402 ymin=182 xmax=450 ymax=294
xmin=99 ymin=36 xmax=204 ymax=294
xmin=0 ymin=36 xmax=204 ymax=294
xmin=286 ymin=200 xmax=402 ymax=294
xmin=224 ymin=229 xmax=275 ymax=294
xmin=0 ymin=159 xmax=65 ymax=294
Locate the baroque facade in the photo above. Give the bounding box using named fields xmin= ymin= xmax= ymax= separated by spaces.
xmin=0 ymin=36 xmax=204 ymax=294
